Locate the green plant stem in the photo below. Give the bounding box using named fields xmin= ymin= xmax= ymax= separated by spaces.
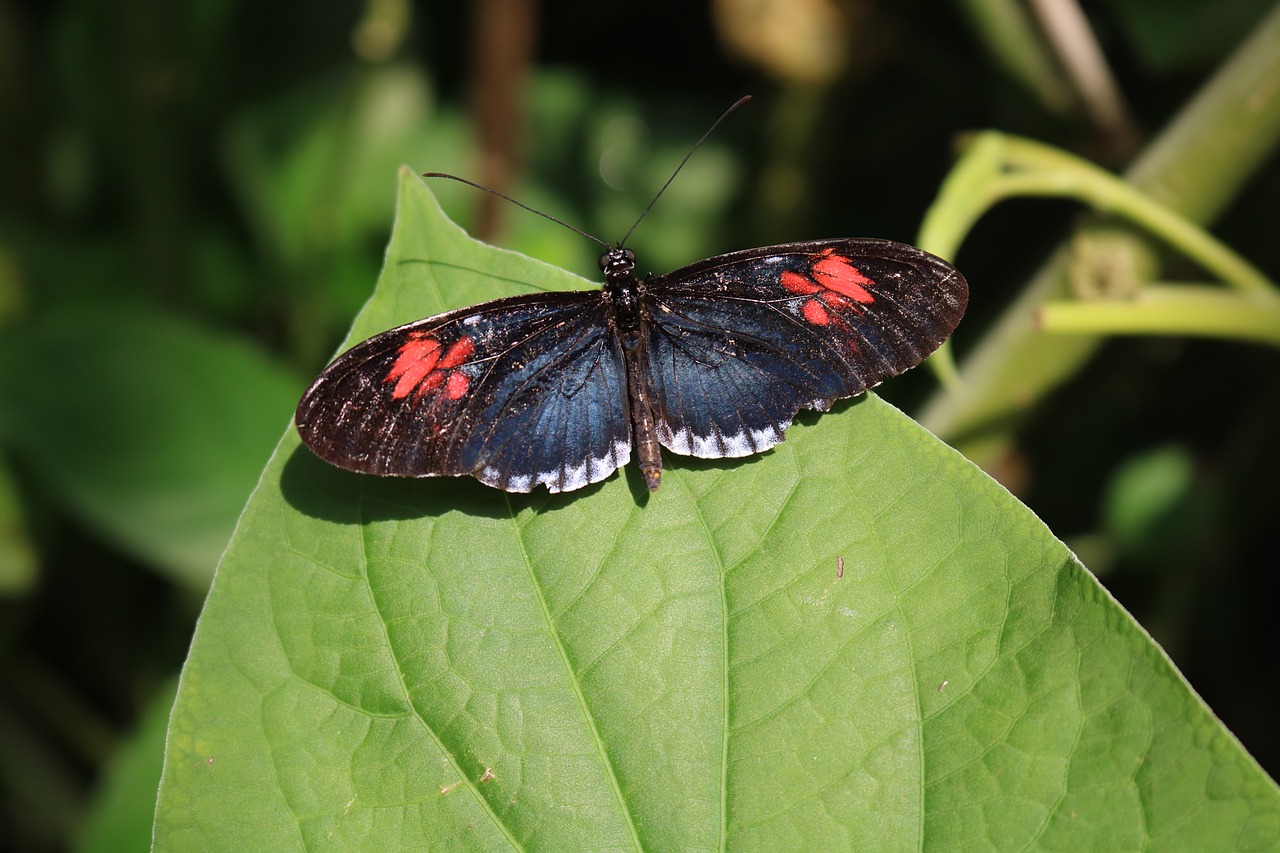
xmin=1040 ymin=286 xmax=1280 ymax=348
xmin=919 ymin=126 xmax=1279 ymax=407
xmin=918 ymin=4 xmax=1280 ymax=463
xmin=917 ymin=132 xmax=1004 ymax=262
xmin=984 ymin=149 xmax=1276 ymax=294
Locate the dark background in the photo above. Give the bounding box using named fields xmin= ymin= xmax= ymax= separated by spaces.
xmin=1 ymin=0 xmax=1278 ymax=848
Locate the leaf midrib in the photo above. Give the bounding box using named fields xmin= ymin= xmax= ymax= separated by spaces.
xmin=503 ymin=492 xmax=645 ymax=850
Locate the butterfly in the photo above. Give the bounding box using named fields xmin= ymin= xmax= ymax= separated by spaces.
xmin=295 ymin=236 xmax=967 ymax=494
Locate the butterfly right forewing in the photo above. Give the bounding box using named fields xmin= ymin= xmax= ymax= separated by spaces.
xmin=640 ymin=239 xmax=967 ymax=460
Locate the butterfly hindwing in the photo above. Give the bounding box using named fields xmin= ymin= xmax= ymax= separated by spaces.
xmin=295 ymin=292 xmax=632 ymax=493
xmin=642 ymin=239 xmax=967 ymax=459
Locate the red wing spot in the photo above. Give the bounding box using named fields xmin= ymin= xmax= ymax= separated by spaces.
xmin=781 ymin=269 xmax=821 ymax=295
xmin=802 ymin=299 xmax=831 ymax=325
xmin=388 ymin=338 xmax=443 ymax=399
xmin=438 ymin=336 xmax=475 ymax=369
xmin=416 ymin=371 xmax=445 ymax=396
xmin=390 ymin=364 xmax=433 ymax=399
xmin=813 ymin=254 xmax=876 ymax=303
xmin=444 ymin=371 xmax=470 ymax=400
xmin=818 ymin=290 xmax=855 ymax=310
xmin=386 ymin=334 xmax=475 ymax=400
xmin=387 ymin=338 xmax=441 ymax=382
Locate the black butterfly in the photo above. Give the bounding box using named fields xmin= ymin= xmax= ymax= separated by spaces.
xmin=295 ymin=237 xmax=967 ymax=493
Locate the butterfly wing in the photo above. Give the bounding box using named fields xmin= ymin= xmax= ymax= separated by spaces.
xmin=295 ymin=292 xmax=632 ymax=493
xmin=641 ymin=239 xmax=967 ymax=459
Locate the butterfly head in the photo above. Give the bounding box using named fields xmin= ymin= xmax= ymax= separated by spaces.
xmin=599 ymin=246 xmax=637 ymax=282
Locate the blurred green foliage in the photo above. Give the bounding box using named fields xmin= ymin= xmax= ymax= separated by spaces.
xmin=0 ymin=0 xmax=1277 ymax=849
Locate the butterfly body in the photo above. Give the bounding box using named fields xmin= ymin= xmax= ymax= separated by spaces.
xmin=295 ymin=238 xmax=967 ymax=494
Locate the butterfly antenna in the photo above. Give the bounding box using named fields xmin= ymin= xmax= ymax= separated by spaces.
xmin=421 ymin=172 xmax=611 ymax=250
xmin=617 ymin=95 xmax=752 ymax=248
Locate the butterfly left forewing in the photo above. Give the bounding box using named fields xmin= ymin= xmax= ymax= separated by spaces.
xmin=296 ymin=291 xmax=633 ymax=492
xmin=641 ymin=238 xmax=967 ymax=459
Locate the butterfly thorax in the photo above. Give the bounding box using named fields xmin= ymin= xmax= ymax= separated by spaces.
xmin=600 ymin=246 xmax=644 ymax=332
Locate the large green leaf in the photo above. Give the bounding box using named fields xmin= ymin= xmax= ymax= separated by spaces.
xmin=153 ymin=169 xmax=1279 ymax=849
